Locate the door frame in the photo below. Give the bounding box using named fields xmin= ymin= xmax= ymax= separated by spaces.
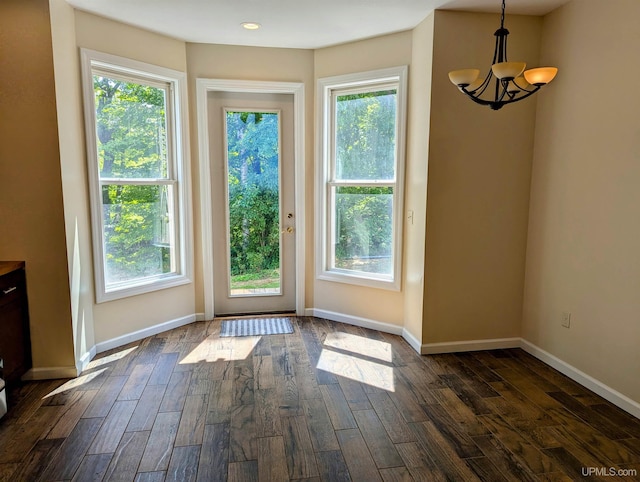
xmin=196 ymin=78 xmax=305 ymax=318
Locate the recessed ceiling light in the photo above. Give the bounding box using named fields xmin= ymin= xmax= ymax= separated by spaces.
xmin=241 ymin=22 xmax=261 ymax=30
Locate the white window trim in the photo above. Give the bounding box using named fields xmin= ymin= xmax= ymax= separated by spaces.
xmin=80 ymin=49 xmax=193 ymax=303
xmin=316 ymin=66 xmax=408 ymax=291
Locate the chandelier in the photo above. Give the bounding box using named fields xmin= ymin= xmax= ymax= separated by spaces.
xmin=448 ymin=0 xmax=558 ymax=110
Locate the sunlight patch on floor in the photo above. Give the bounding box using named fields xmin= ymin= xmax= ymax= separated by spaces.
xmin=43 ymin=368 xmax=109 ymax=398
xmin=179 ymin=334 xmax=262 ymax=363
xmin=317 ymin=347 xmax=394 ymax=392
xmin=86 ymin=346 xmax=138 ymax=370
xmin=323 ymin=332 xmax=393 ymax=362
xmin=318 ymin=331 xmax=395 ymax=391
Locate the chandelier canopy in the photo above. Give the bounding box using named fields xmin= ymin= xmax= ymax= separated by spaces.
xmin=448 ymin=0 xmax=558 ymax=110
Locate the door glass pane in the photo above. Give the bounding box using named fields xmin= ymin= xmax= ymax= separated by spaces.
xmin=335 ymin=89 xmax=397 ymax=181
xmin=333 ymin=186 xmax=393 ymax=276
xmin=226 ymin=111 xmax=281 ymax=296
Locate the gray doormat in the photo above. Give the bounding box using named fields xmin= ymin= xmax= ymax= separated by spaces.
xmin=220 ymin=317 xmax=294 ymax=337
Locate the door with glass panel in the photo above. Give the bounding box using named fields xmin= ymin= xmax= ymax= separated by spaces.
xmin=210 ymin=92 xmax=295 ymax=315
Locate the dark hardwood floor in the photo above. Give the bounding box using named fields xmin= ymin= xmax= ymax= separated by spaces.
xmin=0 ymin=316 xmax=639 ymax=481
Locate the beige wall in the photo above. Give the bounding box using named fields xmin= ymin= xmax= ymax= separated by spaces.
xmin=0 ymin=0 xmax=75 ymax=370
xmin=424 ymin=11 xmax=541 ymax=343
xmin=313 ymin=32 xmax=413 ymax=327
xmin=523 ymin=0 xmax=640 ymax=403
xmin=185 ymin=44 xmax=315 ymax=314
xmin=49 ymin=0 xmax=96 ymax=370
xmin=74 ymin=11 xmax=187 ymax=71
xmin=403 ymin=14 xmax=435 ymax=343
xmin=71 ymin=12 xmax=195 ymax=344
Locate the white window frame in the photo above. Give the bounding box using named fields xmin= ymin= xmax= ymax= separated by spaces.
xmin=316 ymin=66 xmax=408 ymax=291
xmin=80 ymin=49 xmax=193 ymax=303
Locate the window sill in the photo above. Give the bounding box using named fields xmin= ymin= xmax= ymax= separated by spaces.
xmin=97 ymin=274 xmax=192 ymax=303
xmin=317 ymin=270 xmax=400 ymax=292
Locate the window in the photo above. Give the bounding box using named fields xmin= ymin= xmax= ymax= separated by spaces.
xmin=81 ymin=50 xmax=192 ymax=302
xmin=317 ymin=67 xmax=407 ymax=290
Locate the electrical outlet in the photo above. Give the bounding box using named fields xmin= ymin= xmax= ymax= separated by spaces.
xmin=561 ymin=311 xmax=571 ymax=328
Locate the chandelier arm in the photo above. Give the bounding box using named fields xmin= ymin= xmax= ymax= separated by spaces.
xmin=517 ymin=85 xmax=537 ymax=94
xmin=461 ymin=72 xmax=490 ymax=99
xmin=459 ymin=91 xmax=497 ymax=107
xmin=502 ymin=31 xmax=508 ymax=62
xmin=494 ymin=81 xmax=507 ymax=103
xmin=491 ymin=35 xmax=501 ymax=65
xmin=492 ymin=78 xmax=499 ymax=103
xmin=497 ymin=81 xmax=510 ymax=103
xmin=473 ymin=72 xmax=494 ymax=97
xmin=460 ymin=83 xmax=541 ymax=109
xmin=494 ymin=85 xmax=542 ymax=108
xmin=502 ymin=85 xmax=541 ymax=103
xmin=492 ymin=27 xmax=510 ymax=64
xmin=463 ymin=70 xmax=493 ymax=99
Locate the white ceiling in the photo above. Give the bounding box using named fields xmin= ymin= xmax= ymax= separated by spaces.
xmin=65 ymin=0 xmax=571 ymax=50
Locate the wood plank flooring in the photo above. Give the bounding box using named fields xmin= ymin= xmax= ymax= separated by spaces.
xmin=1 ymin=316 xmax=639 ymax=481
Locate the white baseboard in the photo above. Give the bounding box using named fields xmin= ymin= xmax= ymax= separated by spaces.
xmin=77 ymin=346 xmax=97 ymax=373
xmin=402 ymin=328 xmax=422 ymax=353
xmin=305 ymin=308 xmax=424 ymax=356
xmin=520 ymin=339 xmax=640 ymax=419
xmin=94 ymin=314 xmax=197 ymax=354
xmin=305 ymin=308 xmax=404 ymax=336
xmin=195 ymin=312 xmax=207 ymax=322
xmin=22 ymin=366 xmax=79 ymax=380
xmin=421 ymin=337 xmax=521 ymax=355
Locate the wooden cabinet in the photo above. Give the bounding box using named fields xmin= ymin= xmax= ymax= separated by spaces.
xmin=0 ymin=261 xmax=32 ymax=384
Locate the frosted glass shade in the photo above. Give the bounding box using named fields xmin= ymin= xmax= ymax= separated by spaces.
xmin=465 ymin=76 xmax=485 ymax=92
xmin=507 ymin=77 xmax=530 ymax=93
xmin=514 ymin=77 xmax=531 ymax=90
xmin=524 ymin=67 xmax=558 ymax=85
xmin=492 ymin=62 xmax=526 ymax=80
xmin=448 ymin=69 xmax=480 ymax=86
